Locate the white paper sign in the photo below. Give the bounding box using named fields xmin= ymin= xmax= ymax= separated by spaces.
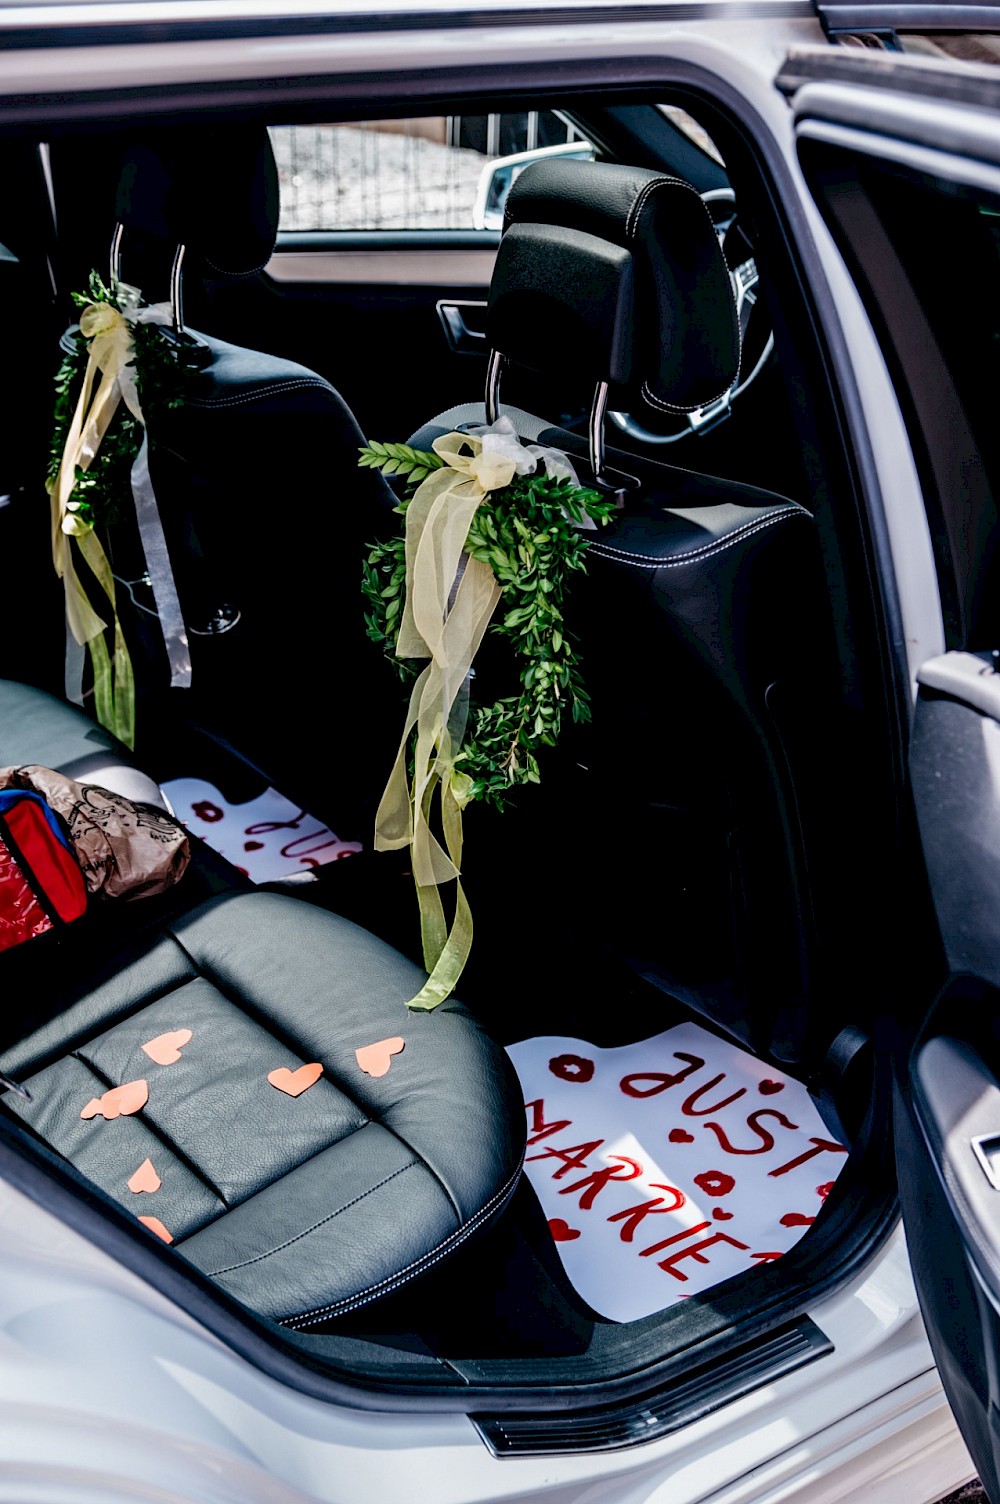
xmin=506 ymin=1022 xmax=847 ymax=1322
xmin=161 ymin=778 xmax=362 ymax=884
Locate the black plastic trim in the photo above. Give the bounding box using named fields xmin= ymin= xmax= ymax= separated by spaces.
xmin=779 ymin=41 xmax=1000 ymax=104
xmin=0 ymin=2 xmax=815 ymax=51
xmin=818 ymin=1 xmax=1000 ymax=32
xmin=474 ymin=1319 xmax=832 ymax=1455
xmin=274 ymin=229 xmax=501 ymax=253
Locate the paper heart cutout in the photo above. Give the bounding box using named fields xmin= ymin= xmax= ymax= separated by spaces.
xmin=780 ymin=1212 xmax=815 ymax=1228
xmin=81 ymin=1079 xmax=149 ymax=1120
xmin=268 ymin=1062 xmax=323 ymax=1097
xmin=668 ymin=1128 xmax=695 ymax=1144
xmin=355 ymin=1037 xmax=405 ymax=1079
xmin=758 ymin=1079 xmax=785 ymax=1095
xmin=128 ymin=1158 xmax=162 ymax=1194
xmin=548 ymin=1218 xmax=581 ymax=1243
xmin=138 ymin=1215 xmax=173 ymax=1244
xmin=142 ymin=1028 xmax=192 ymax=1065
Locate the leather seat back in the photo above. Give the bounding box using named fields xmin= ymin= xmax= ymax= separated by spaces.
xmin=99 ymin=129 xmax=397 ymax=829
xmin=416 ymin=159 xmax=842 ymax=1064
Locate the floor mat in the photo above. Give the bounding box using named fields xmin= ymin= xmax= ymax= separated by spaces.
xmin=506 ymin=1021 xmax=849 ymax=1322
xmin=160 ymin=778 xmax=362 ymax=883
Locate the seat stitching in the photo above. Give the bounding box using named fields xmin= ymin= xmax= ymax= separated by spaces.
xmin=203 ymin=1162 xmax=417 ymax=1275
xmin=186 ymin=379 xmax=335 ymax=409
xmin=624 ymin=176 xmax=741 ymax=412
xmin=588 ymin=508 xmax=807 ymax=569
xmin=68 ymin=1047 xmax=230 ymax=1210
xmin=280 ymin=1159 xmax=523 ymax=1327
xmin=162 ymin=922 xmax=370 ymax=1127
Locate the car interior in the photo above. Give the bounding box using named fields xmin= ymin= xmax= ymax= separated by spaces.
xmin=0 ymin=82 xmax=916 ymax=1430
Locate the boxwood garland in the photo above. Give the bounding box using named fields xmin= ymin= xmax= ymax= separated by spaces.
xmin=360 ymin=439 xmax=615 ymax=810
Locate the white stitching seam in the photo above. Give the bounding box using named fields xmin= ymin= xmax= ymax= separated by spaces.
xmin=280 ymin=1160 xmax=524 ymax=1328
xmin=588 ymin=507 xmax=807 ymax=570
xmin=625 ymin=176 xmax=741 ymax=415
xmin=186 ymin=379 xmax=335 ymax=410
xmin=205 ymin=1163 xmax=416 ymax=1277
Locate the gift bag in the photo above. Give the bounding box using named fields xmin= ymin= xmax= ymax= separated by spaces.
xmin=0 ymin=789 xmax=88 ymax=951
xmin=0 ymin=766 xmax=190 ymax=904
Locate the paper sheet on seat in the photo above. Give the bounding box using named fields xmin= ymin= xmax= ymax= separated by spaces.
xmin=160 ymin=778 xmax=361 ymax=884
xmin=506 ymin=1021 xmax=848 ymax=1322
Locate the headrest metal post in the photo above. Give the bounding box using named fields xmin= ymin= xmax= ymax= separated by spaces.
xmin=485 ymin=349 xmax=503 ymax=426
xmin=170 ymin=243 xmax=186 ymax=336
xmin=110 ymin=221 xmax=124 ymax=288
xmin=589 ymin=380 xmax=610 ymax=485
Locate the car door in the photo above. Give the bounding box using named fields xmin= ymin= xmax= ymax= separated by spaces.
xmin=784 ymin=41 xmax=1000 ymax=1502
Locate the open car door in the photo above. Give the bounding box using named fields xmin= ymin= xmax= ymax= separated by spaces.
xmin=784 ymin=41 xmax=1000 ymax=1503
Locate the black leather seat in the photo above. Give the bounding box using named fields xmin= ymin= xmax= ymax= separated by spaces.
xmin=1 ymin=887 xmax=523 ymax=1326
xmin=413 ymin=159 xmax=835 ymax=1061
xmin=98 ymin=128 xmax=397 ymax=828
xmin=0 ymin=678 xmax=524 ymax=1324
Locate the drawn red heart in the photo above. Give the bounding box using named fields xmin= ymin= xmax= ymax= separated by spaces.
xmin=128 ymin=1158 xmax=161 ymax=1194
xmin=694 ymin=1169 xmax=736 ymax=1198
xmin=141 ymin=1028 xmax=192 ymax=1065
xmin=712 ymin=1207 xmax=734 ymax=1221
xmin=355 ymin=1037 xmax=405 ymax=1079
xmin=668 ymin=1128 xmax=695 ymax=1144
xmin=548 ymin=1218 xmax=581 ymax=1242
xmin=244 ymin=840 xmax=264 ymax=852
xmin=758 ymin=1079 xmax=784 ymax=1095
xmin=780 ymin=1212 xmax=815 ymax=1228
xmin=192 ymin=801 xmax=223 ymax=824
xmin=548 ymin=1053 xmax=595 ymax=1083
xmin=138 ymin=1215 xmax=173 ymax=1244
xmin=81 ymin=1079 xmax=149 ymax=1120
xmin=816 ymin=1181 xmax=834 ymax=1199
xmin=268 ymin=1062 xmax=323 ymax=1097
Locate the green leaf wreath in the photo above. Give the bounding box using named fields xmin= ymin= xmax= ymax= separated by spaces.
xmin=361 ymin=438 xmax=615 ymax=810
xmin=48 ymin=272 xmax=198 ymax=533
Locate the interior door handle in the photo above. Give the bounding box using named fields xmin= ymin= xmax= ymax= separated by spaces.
xmin=437 ymin=300 xmax=488 ymax=356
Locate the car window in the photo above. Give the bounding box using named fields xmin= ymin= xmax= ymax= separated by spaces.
xmin=271 ymin=112 xmax=590 ymax=233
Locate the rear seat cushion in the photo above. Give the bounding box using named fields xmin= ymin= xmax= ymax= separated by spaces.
xmin=0 ymin=678 xmax=166 ymax=809
xmin=2 ymin=890 xmax=525 ymax=1326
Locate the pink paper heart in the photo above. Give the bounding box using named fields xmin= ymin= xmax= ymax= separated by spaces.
xmin=138 ymin=1215 xmax=173 ymax=1244
xmin=268 ymin=1062 xmax=323 ymax=1097
xmin=128 ymin=1158 xmax=161 ymax=1194
xmin=355 ymin=1037 xmax=405 ymax=1079
xmin=81 ymin=1079 xmax=149 ymax=1120
xmin=141 ymin=1028 xmax=192 ymax=1065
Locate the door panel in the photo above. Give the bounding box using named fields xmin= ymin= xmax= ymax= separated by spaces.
xmin=793 ymin=56 xmax=1000 ymax=1500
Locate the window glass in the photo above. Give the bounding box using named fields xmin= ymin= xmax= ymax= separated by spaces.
xmin=272 ymin=112 xmax=588 ymax=232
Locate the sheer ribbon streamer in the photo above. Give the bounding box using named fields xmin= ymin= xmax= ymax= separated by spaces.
xmin=49 ymin=285 xmax=192 ymax=748
xmin=374 ymin=419 xmax=575 ymax=1011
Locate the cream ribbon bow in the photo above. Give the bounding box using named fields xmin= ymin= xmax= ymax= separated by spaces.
xmin=49 ymin=284 xmax=192 ymax=748
xmin=374 ymin=417 xmax=577 ymax=1011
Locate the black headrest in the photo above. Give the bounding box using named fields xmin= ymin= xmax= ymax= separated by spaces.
xmin=500 ymin=158 xmax=739 ymax=415
xmin=487 ymin=221 xmax=635 ymax=387
xmin=115 ymin=127 xmax=279 ymax=278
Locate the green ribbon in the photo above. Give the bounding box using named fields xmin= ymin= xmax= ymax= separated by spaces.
xmin=374 ymin=430 xmax=513 ymax=1010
